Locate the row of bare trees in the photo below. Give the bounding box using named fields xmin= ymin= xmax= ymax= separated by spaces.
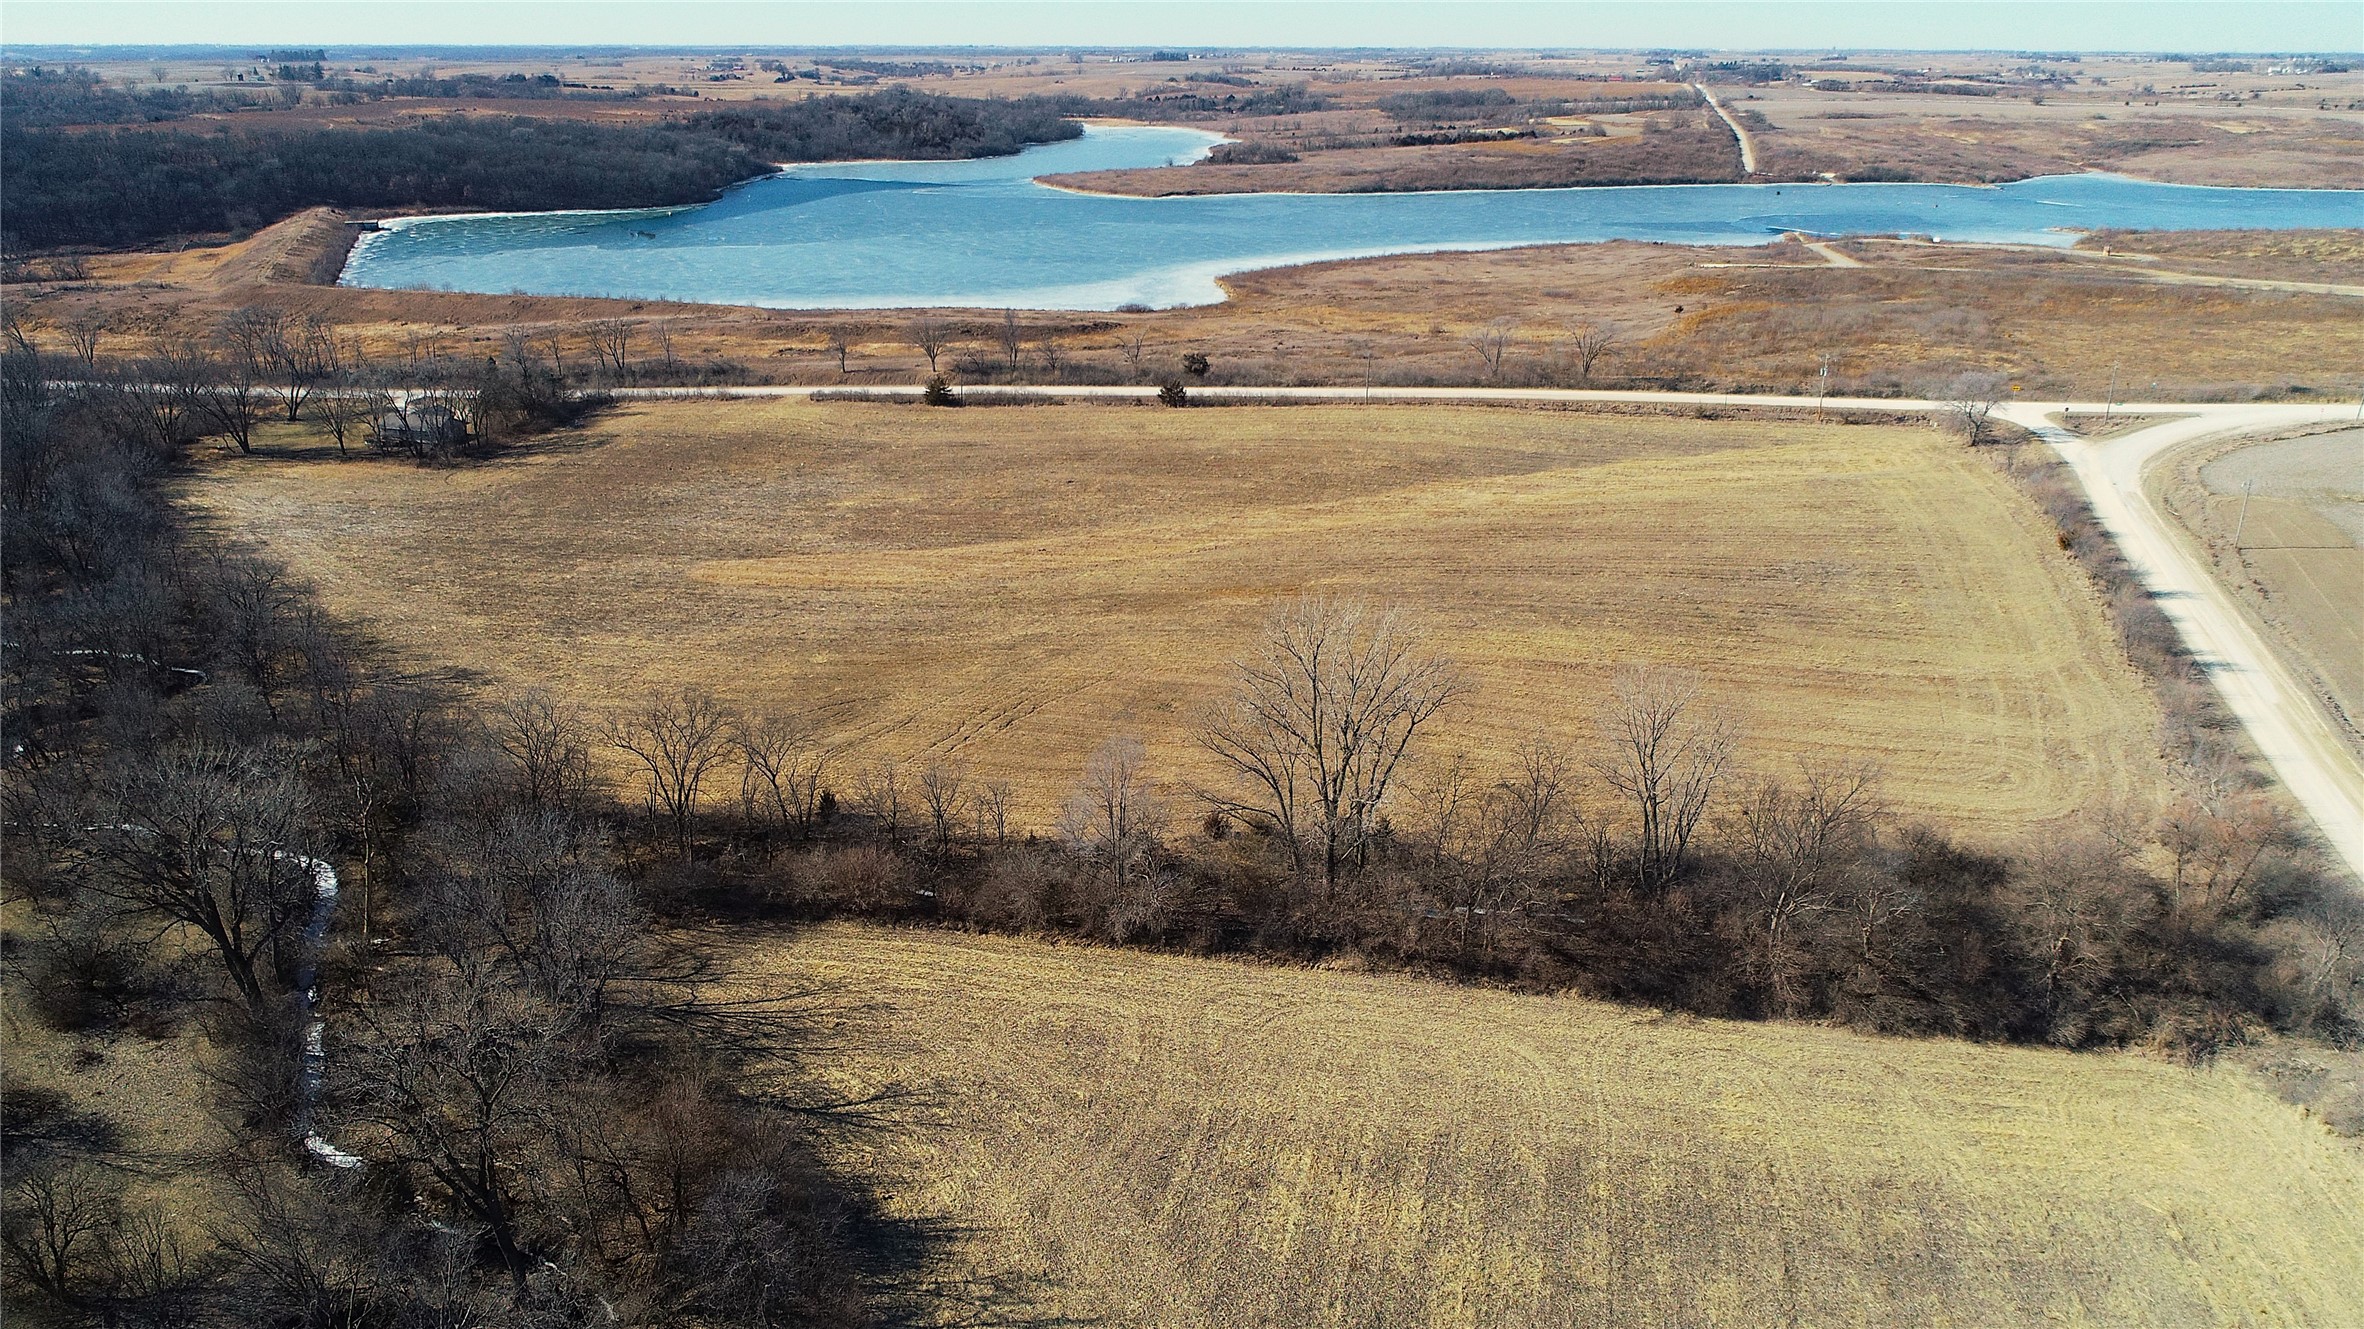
xmin=578 ymin=594 xmax=2344 ymax=1050
xmin=1465 ymin=318 xmax=1625 ymax=382
xmin=467 ymin=590 xmax=2351 ymax=1041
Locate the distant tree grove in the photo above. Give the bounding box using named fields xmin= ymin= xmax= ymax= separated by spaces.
xmin=0 ymin=85 xmax=1084 ymax=251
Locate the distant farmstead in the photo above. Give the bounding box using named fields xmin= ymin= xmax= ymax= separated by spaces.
xmin=371 ymin=403 xmax=469 ymax=450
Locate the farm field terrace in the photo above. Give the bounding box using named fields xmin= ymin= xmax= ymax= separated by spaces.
xmin=740 ymin=923 xmax=2364 ymax=1328
xmin=185 ymin=400 xmax=2165 ymax=836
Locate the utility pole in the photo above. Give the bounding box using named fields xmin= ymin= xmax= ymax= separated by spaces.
xmin=2232 ymin=478 xmax=2255 ymax=549
xmin=2102 ymin=361 xmax=2119 ymax=422
xmin=1816 ymin=353 xmax=1831 ymax=421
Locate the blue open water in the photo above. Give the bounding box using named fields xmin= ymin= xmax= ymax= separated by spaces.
xmin=339 ymin=124 xmax=2361 ymax=310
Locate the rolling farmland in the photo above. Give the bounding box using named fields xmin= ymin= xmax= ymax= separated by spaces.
xmin=187 ymin=400 xmax=2165 ymax=835
xmin=746 ymin=924 xmax=2364 ymax=1328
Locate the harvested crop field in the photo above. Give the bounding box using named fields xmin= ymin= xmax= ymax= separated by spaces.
xmin=187 ymin=401 xmax=2163 ymax=835
xmin=2169 ymin=428 xmax=2364 ymax=753
xmin=745 ymin=923 xmax=2364 ymax=1328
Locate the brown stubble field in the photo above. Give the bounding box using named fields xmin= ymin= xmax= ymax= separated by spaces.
xmin=186 ymin=400 xmax=2164 ymax=837
xmin=2158 ymin=427 xmax=2364 ymax=761
xmin=732 ymin=923 xmax=2364 ymax=1328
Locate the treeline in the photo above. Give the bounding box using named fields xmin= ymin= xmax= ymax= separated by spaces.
xmin=1088 ymin=81 xmax=1331 ymax=118
xmin=583 ymin=600 xmax=2357 ymax=1054
xmin=352 ymin=72 xmax=660 ymax=101
xmin=1 ymin=89 xmax=1082 ymax=251
xmin=1377 ymin=87 xmax=1520 ymax=121
xmin=1378 ymin=87 xmax=1701 ymax=125
xmin=1 ymin=116 xmax=771 ymax=251
xmin=683 ymin=88 xmax=1081 ymax=162
xmin=1 ymin=340 xmax=870 ymax=1322
xmin=0 ymin=66 xmax=276 ymax=126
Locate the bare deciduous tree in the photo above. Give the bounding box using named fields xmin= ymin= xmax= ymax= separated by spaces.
xmin=493 ymin=689 xmax=593 ymax=812
xmin=426 ymin=810 xmax=644 ymax=1018
xmin=1594 ymin=665 xmax=1739 ymax=890
xmin=2007 ymin=832 xmax=2143 ymax=1033
xmin=0 ymin=305 xmax=42 ymax=358
xmin=1723 ymin=760 xmax=1883 ymax=1014
xmin=854 ymin=758 xmax=905 ymax=843
xmin=1466 ymin=316 xmax=1517 ymax=379
xmin=607 ymin=688 xmax=734 ymax=857
xmin=652 ymin=319 xmax=677 ymax=377
xmin=310 ymin=333 xmax=370 ymax=457
xmin=61 ymin=309 xmax=109 ymax=372
xmin=259 ymin=311 xmax=335 ymax=421
xmin=908 ymin=316 xmax=952 ymax=372
xmin=339 ymin=969 xmax=568 ymax=1298
xmin=539 ymin=328 xmax=570 ymax=379
xmin=201 ymin=310 xmax=275 ymax=453
xmin=2 ymin=1159 xmax=122 ymax=1305
xmin=1567 ymin=321 xmax=1623 ymax=384
xmin=996 ymin=308 xmax=1025 ymax=371
xmin=1409 ymin=737 xmax=1574 ymax=957
xmin=2156 ymin=792 xmax=2296 ymax=920
xmin=82 ymin=743 xmax=317 ymax=1014
xmin=1940 ymin=369 xmax=2009 ymax=445
xmin=1116 ymin=329 xmax=1149 ymax=380
xmin=1059 ymin=736 xmax=1166 ymax=894
xmin=587 ymin=320 xmax=634 ymax=383
xmin=734 ymin=712 xmax=828 ymax=836
xmin=122 ymin=345 xmax=213 ymax=451
xmin=1195 ymin=596 xmax=1470 ymax=895
xmin=824 ymin=328 xmax=852 ymax=378
xmin=972 ymin=779 xmax=1014 ymax=847
xmin=918 ymin=761 xmax=969 ymax=857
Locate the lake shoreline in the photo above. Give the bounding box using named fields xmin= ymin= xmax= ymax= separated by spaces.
xmin=337 ymin=125 xmax=2364 ymax=311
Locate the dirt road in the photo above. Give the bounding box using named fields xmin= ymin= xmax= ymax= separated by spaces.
xmin=1696 ymin=83 xmax=1760 ymax=175
xmin=2002 ymin=403 xmax=2364 ymax=882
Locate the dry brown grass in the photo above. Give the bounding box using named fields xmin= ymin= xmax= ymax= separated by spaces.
xmin=737 ymin=922 xmax=2364 ymax=1328
xmin=1652 ymin=248 xmax=2364 ymax=399
xmin=186 ymin=401 xmax=2163 ymax=837
xmin=21 ymin=206 xmax=2360 ymax=404
xmin=1746 ymin=95 xmax=2364 ymax=189
xmin=2080 ymin=228 xmax=2364 ymax=283
xmin=0 ymin=906 xmax=235 ymax=1238
xmin=1047 ymin=110 xmax=1744 ymax=195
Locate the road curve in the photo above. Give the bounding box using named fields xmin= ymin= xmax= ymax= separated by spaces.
xmin=2002 ymin=403 xmax=2364 ymax=882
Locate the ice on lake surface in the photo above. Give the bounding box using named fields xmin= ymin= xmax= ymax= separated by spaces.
xmin=341 ymin=124 xmax=2364 ymax=310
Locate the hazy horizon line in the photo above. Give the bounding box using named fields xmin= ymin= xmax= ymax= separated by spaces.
xmin=7 ymin=3 xmax=2358 ymax=58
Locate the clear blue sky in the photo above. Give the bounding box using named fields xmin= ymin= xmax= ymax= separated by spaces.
xmin=5 ymin=2 xmax=2357 ymax=54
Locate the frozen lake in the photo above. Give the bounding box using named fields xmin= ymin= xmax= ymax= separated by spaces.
xmin=340 ymin=124 xmax=2364 ymax=310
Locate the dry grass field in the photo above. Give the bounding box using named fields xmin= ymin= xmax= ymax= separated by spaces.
xmin=23 ymin=205 xmax=2360 ymax=403
xmin=0 ymin=905 xmax=236 ymax=1243
xmin=739 ymin=923 xmax=2364 ymax=1328
xmin=187 ymin=401 xmax=2164 ymax=836
xmin=1740 ymin=82 xmax=2364 ymax=189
